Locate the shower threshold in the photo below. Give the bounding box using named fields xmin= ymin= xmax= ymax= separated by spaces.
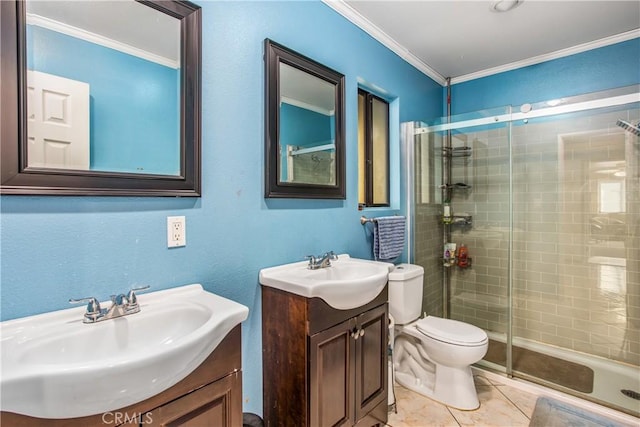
xmin=484 ymin=339 xmax=594 ymax=393
xmin=481 ymin=333 xmax=640 ymax=417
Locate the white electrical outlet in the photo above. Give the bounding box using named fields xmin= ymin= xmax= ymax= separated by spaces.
xmin=167 ymin=216 xmax=186 ymax=248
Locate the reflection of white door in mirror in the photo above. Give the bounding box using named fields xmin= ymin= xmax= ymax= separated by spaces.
xmin=27 ymin=70 xmax=89 ymax=170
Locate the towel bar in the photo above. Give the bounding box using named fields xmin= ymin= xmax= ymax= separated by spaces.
xmin=360 ymin=215 xmax=401 ymax=225
xmin=360 ymin=215 xmax=375 ymax=225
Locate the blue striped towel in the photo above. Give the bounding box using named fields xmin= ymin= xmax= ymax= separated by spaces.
xmin=373 ymin=216 xmax=406 ymax=261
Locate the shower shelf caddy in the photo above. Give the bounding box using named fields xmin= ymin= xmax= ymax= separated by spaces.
xmin=441 ymin=142 xmax=473 ymax=267
xmin=442 ymin=256 xmax=473 ymax=269
xmin=450 ymin=214 xmax=472 ymax=226
xmin=440 ymin=183 xmax=472 ymax=190
xmin=442 ymin=145 xmax=472 ymax=195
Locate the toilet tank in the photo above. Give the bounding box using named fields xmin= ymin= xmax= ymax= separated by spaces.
xmin=388 ymin=264 xmax=424 ymax=325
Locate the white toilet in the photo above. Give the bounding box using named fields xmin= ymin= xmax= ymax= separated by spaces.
xmin=388 ymin=264 xmax=488 ymax=410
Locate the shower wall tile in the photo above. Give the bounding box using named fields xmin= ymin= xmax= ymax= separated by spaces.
xmin=474 ymin=310 xmax=500 ymax=324
xmin=525 ymin=299 xmax=557 ymax=314
xmin=543 ymin=313 xmax=574 ymax=329
xmin=557 ymin=326 xmax=590 ymax=342
xmin=538 ymin=332 xmax=568 ymax=348
xmin=572 ymin=339 xmax=613 ymax=358
xmin=526 ymin=319 xmax=558 ymax=335
xmin=561 ymin=305 xmax=592 ymax=321
xmin=514 ymin=328 xmax=541 ymax=341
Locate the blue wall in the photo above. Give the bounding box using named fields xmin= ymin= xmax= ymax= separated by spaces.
xmin=280 ymin=102 xmax=333 ymax=148
xmin=27 ymin=25 xmax=180 ymax=175
xmin=1 ymin=1 xmax=441 ymax=416
xmin=449 ymin=38 xmax=640 ymax=115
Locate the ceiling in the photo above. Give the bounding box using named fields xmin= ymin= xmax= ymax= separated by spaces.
xmin=326 ymin=0 xmax=640 ymax=85
xmin=27 ymin=1 xmax=180 ymax=66
xmin=280 ymin=63 xmax=337 ymax=114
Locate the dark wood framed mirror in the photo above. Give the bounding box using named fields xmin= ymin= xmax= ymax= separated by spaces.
xmin=264 ymin=39 xmax=345 ymax=199
xmin=0 ymin=0 xmax=201 ymax=196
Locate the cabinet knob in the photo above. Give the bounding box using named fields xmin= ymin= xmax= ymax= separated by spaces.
xmin=351 ymin=328 xmax=365 ymax=339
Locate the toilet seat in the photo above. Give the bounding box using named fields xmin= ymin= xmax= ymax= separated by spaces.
xmin=415 ymin=316 xmax=487 ymax=346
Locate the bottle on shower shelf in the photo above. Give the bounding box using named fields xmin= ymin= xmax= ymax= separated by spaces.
xmin=457 ymin=244 xmax=469 ymax=268
xmin=443 ymin=243 xmax=456 ymax=267
xmin=443 ymin=201 xmax=452 ymax=224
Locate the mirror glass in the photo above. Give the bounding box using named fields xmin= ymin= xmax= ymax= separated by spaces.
xmin=264 ymin=39 xmax=345 ymax=199
xmin=25 ymin=0 xmax=180 ymax=175
xmin=278 ymin=62 xmax=336 ymax=186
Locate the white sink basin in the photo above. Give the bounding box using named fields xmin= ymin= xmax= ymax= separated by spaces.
xmin=0 ymin=284 xmax=249 ymax=419
xmin=259 ymin=254 xmax=393 ymax=309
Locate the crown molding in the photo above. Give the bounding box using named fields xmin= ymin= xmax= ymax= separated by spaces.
xmin=321 ymin=0 xmax=447 ymax=86
xmin=281 ymin=96 xmax=335 ymax=116
xmin=451 ymin=28 xmax=640 ymax=84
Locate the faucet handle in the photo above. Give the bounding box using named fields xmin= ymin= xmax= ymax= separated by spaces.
xmin=69 ymin=296 xmax=102 ymax=319
xmin=325 ymin=251 xmax=338 ymax=260
xmin=127 ymin=285 xmax=150 ymax=306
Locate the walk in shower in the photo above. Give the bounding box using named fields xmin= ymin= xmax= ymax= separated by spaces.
xmin=404 ymin=85 xmax=640 ymax=416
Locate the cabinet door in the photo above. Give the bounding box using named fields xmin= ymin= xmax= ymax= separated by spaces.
xmin=309 ymin=318 xmax=356 ymax=427
xmin=147 ymin=372 xmax=242 ymax=427
xmin=354 ymin=304 xmax=388 ymax=421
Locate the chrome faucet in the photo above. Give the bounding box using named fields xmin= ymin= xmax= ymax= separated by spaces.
xmin=306 ymin=251 xmax=338 ymax=270
xmin=70 ymin=285 xmax=150 ymax=324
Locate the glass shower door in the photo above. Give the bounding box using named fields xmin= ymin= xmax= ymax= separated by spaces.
xmin=444 ymin=110 xmax=512 ymax=376
xmin=409 ymin=87 xmax=639 ymax=416
xmin=510 ymin=102 xmax=640 ymax=414
xmin=412 ymin=107 xmax=513 ymax=376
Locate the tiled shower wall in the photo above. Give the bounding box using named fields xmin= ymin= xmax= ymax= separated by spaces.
xmin=413 ymin=129 xmax=445 ymax=318
xmin=414 ymin=203 xmax=444 ymax=317
xmin=435 ymin=108 xmax=640 ymax=367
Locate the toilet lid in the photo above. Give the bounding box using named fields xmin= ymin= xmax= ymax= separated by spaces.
xmin=415 ymin=316 xmax=487 ymax=346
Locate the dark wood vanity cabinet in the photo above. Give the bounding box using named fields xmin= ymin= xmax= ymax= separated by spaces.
xmin=145 ymin=370 xmax=241 ymax=426
xmin=262 ymin=286 xmax=388 ymax=427
xmin=309 ymin=304 xmax=388 ymax=426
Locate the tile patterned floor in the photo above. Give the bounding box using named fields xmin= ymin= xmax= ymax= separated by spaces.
xmin=386 ymin=374 xmax=540 ymax=427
